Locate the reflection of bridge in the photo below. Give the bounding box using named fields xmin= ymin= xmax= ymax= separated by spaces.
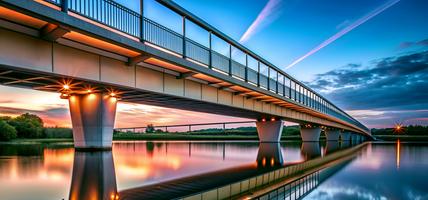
xmin=0 ymin=0 xmax=370 ymax=149
xmin=68 ymin=141 xmax=365 ymax=200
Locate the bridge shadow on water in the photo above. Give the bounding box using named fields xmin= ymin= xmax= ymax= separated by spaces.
xmin=66 ymin=140 xmax=365 ymax=200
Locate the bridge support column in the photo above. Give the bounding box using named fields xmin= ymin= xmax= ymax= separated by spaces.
xmin=256 ymin=120 xmax=284 ymax=142
xmin=351 ymin=134 xmax=359 ymax=143
xmin=340 ymin=132 xmax=351 ymax=141
xmin=325 ymin=129 xmax=340 ymax=141
xmin=300 ymin=126 xmax=321 ymax=142
xmin=69 ymin=93 xmax=117 ymax=150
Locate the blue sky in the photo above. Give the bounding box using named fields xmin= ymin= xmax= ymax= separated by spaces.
xmin=1 ymin=0 xmax=427 ymax=128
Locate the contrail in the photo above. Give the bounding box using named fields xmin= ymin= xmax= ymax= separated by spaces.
xmin=239 ymin=0 xmax=283 ymax=44
xmin=285 ymin=0 xmax=400 ymax=70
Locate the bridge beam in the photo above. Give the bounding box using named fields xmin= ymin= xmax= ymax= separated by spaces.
xmin=340 ymin=132 xmax=351 ymax=141
xmin=325 ymin=129 xmax=340 ymax=141
xmin=40 ymin=23 xmax=69 ymax=41
xmin=68 ymin=93 xmax=117 ymax=150
xmin=256 ymin=120 xmax=284 ymax=142
xmin=300 ymin=126 xmax=321 ymax=142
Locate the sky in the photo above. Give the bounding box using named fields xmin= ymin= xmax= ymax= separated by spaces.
xmin=0 ymin=0 xmax=427 ymax=128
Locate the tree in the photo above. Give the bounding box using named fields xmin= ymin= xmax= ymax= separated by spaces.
xmin=146 ymin=124 xmax=155 ymax=133
xmin=9 ymin=113 xmax=44 ymax=138
xmin=0 ymin=120 xmax=17 ymax=141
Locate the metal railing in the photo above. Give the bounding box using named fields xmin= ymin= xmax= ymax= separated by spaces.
xmin=115 ymin=121 xmax=256 ymax=133
xmin=41 ymin=0 xmax=369 ymax=133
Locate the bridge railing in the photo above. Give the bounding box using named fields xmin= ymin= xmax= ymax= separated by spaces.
xmin=115 ymin=121 xmax=256 ymax=133
xmin=40 ymin=0 xmax=368 ymax=133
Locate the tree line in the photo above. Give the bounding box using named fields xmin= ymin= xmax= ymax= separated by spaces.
xmin=0 ymin=113 xmax=72 ymax=141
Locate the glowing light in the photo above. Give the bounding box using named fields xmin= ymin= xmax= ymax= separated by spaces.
xmin=393 ymin=123 xmax=404 ymax=134
xmin=63 ymin=84 xmax=70 ymax=90
xmin=86 ymin=89 xmax=92 ymax=93
xmin=110 ymin=92 xmax=116 ymax=97
xmin=271 ymin=117 xmax=276 ymax=122
xmin=396 ymin=139 xmax=400 ymax=169
xmin=261 ymin=118 xmax=266 ymax=122
xmin=270 ymin=157 xmax=275 ymax=166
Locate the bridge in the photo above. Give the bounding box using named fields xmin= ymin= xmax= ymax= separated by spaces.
xmin=0 ymin=0 xmax=370 ymax=149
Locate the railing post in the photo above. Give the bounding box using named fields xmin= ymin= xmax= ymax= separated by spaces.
xmin=245 ymin=54 xmax=248 ymax=82
xmin=140 ymin=0 xmax=144 ymax=42
xmin=182 ymin=16 xmax=186 ymax=57
xmin=267 ymin=67 xmax=270 ymax=90
xmin=257 ymin=62 xmax=260 ymax=87
xmin=61 ymin=0 xmax=68 ymax=12
xmin=229 ymin=44 xmax=232 ymax=76
xmin=208 ymin=31 xmax=212 ymax=68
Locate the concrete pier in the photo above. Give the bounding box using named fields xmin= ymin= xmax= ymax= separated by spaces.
xmin=256 ymin=120 xmax=284 ymax=142
xmin=340 ymin=132 xmax=351 ymax=141
xmin=325 ymin=129 xmax=340 ymax=141
xmin=300 ymin=126 xmax=321 ymax=142
xmin=69 ymin=93 xmax=117 ymax=150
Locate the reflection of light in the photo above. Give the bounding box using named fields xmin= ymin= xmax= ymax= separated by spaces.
xmin=396 ymin=140 xmax=400 ymax=169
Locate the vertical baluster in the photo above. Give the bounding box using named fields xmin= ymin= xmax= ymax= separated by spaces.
xmin=229 ymin=44 xmax=232 ymax=75
xmin=182 ymin=16 xmax=186 ymax=57
xmin=208 ymin=31 xmax=212 ymax=68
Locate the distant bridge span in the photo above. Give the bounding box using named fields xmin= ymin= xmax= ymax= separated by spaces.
xmin=0 ymin=0 xmax=370 ymax=149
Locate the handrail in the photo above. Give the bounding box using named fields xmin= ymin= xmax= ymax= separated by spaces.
xmin=115 ymin=121 xmax=256 ymax=130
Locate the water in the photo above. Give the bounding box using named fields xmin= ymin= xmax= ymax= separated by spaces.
xmin=303 ymin=142 xmax=428 ymax=200
xmin=0 ymin=141 xmax=426 ymax=200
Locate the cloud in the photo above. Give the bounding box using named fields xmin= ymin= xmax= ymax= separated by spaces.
xmin=398 ymin=38 xmax=428 ymax=49
xmin=239 ymin=0 xmax=283 ymax=43
xmin=286 ymin=0 xmax=400 ymax=69
xmin=306 ymin=50 xmax=428 ymax=127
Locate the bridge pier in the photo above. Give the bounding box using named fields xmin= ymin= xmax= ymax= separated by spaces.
xmin=300 ymin=126 xmax=321 ymax=142
xmin=256 ymin=120 xmax=284 ymax=142
xmin=340 ymin=132 xmax=351 ymax=141
xmin=325 ymin=129 xmax=340 ymax=141
xmin=68 ymin=93 xmax=117 ymax=150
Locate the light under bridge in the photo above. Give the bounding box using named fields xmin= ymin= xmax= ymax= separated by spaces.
xmin=0 ymin=0 xmax=370 ymax=149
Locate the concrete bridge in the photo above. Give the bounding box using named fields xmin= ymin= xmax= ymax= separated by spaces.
xmin=0 ymin=0 xmax=370 ymax=149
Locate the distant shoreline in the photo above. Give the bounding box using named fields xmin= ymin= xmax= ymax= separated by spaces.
xmin=3 ymin=134 xmax=428 ymax=145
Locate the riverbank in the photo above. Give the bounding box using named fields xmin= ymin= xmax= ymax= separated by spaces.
xmin=374 ymin=135 xmax=428 ymax=141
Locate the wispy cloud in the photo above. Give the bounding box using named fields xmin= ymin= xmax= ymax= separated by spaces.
xmin=239 ymin=0 xmax=283 ymax=43
xmin=285 ymin=0 xmax=400 ymax=70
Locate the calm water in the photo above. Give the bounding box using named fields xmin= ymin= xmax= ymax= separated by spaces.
xmin=0 ymin=141 xmax=426 ymax=200
xmin=303 ymin=142 xmax=428 ymax=200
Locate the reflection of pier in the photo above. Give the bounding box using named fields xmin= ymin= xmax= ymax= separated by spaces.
xmin=301 ymin=142 xmax=321 ymax=159
xmin=257 ymin=143 xmax=284 ymax=167
xmin=69 ymin=151 xmax=118 ymax=200
xmin=119 ymin=143 xmax=284 ymax=200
